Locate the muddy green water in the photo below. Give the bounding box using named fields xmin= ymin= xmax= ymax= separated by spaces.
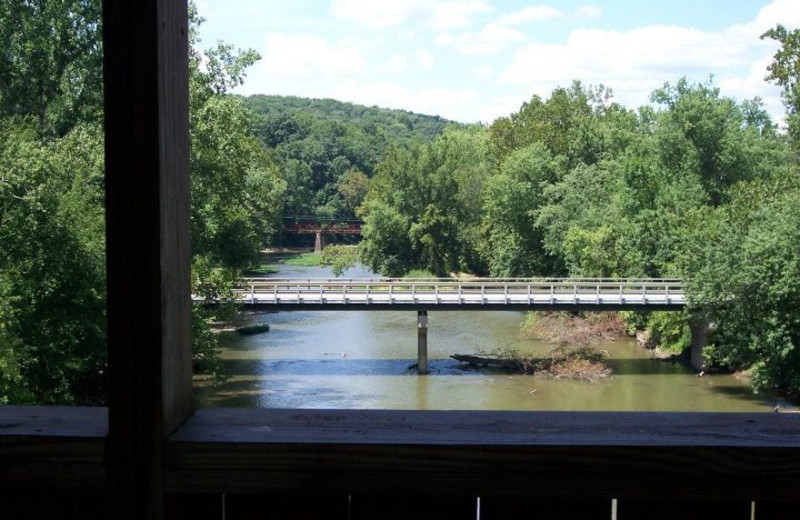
xmin=195 ymin=259 xmax=778 ymax=411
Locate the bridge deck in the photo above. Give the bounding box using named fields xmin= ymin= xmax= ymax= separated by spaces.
xmin=226 ymin=278 xmax=686 ymax=311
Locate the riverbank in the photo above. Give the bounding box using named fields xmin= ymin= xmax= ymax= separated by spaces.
xmin=520 ymin=311 xmax=627 ymax=347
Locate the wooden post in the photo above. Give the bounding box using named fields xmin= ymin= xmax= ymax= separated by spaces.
xmin=418 ymin=311 xmax=429 ymax=375
xmin=104 ymin=0 xmax=191 ymax=518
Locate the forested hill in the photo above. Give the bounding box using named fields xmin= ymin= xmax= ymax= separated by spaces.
xmin=242 ymin=95 xmax=458 ymax=218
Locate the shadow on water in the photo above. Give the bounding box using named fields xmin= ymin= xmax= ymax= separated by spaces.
xmin=606 ymin=357 xmax=691 ymax=376
xmin=221 ymin=357 xmax=425 ymax=377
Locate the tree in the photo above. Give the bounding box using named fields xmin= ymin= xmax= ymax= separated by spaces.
xmin=0 ymin=120 xmax=106 ymax=404
xmin=481 ymin=143 xmax=565 ymax=276
xmin=688 ymin=191 xmax=800 ymax=396
xmin=360 ymin=127 xmax=490 ymax=276
xmin=0 ymin=0 xmax=102 ymax=136
xmin=762 ymin=24 xmax=800 ymax=149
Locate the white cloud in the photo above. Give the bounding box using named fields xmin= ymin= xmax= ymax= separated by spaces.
xmin=475 ymin=64 xmax=495 ymax=80
xmin=497 ymin=5 xmax=563 ymax=26
xmin=259 ymin=33 xmax=367 ymax=80
xmin=388 ymin=53 xmax=410 ymax=73
xmin=718 ymin=54 xmax=784 ymax=125
xmin=415 ymin=48 xmax=436 ymax=69
xmin=575 ymin=5 xmax=603 ymax=19
xmin=329 ymin=0 xmax=429 ymax=28
xmin=498 ymin=18 xmax=781 ymax=115
xmin=750 ymin=0 xmax=800 ymax=35
xmin=330 ymin=0 xmax=492 ymax=31
xmin=429 ymin=1 xmax=494 ymax=31
xmin=436 ymin=23 xmax=527 ymax=56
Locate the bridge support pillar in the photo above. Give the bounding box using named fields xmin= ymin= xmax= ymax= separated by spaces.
xmin=689 ymin=321 xmax=711 ymax=372
xmin=417 ymin=310 xmax=428 ymax=375
xmin=314 ymin=231 xmax=325 ymax=253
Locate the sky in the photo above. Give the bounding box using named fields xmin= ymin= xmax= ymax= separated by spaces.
xmin=196 ymin=0 xmax=800 ymax=124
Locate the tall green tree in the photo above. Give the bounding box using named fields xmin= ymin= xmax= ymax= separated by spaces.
xmin=361 ymin=127 xmax=490 ymax=276
xmin=762 ymin=24 xmax=800 ymax=150
xmin=0 ymin=0 xmax=102 ymax=136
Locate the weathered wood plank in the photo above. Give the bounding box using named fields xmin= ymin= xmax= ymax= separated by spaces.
xmin=756 ymin=501 xmax=800 ymax=519
xmin=480 ymin=496 xmax=611 ymax=519
xmin=0 ymin=491 xmax=108 ymax=520
xmin=226 ymin=494 xmax=349 ymax=519
xmin=0 ymin=406 xmax=107 ymax=437
xmin=618 ymin=498 xmax=752 ymax=519
xmin=165 ymin=493 xmax=223 ymax=520
xmin=103 ymin=0 xmax=192 ymax=517
xmin=350 ymin=495 xmax=475 ymax=520
xmin=166 ymin=409 xmax=800 ymax=500
xmin=169 ymin=409 xmax=800 ymax=447
xmin=0 ymin=406 xmax=106 ymax=490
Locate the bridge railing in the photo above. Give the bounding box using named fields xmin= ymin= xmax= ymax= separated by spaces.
xmin=230 ymin=278 xmax=686 ymax=307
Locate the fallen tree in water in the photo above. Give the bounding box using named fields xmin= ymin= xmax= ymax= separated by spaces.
xmin=452 ymin=346 xmax=612 ymax=383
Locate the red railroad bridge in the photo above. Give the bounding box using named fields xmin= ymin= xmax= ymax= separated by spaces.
xmin=282 ymin=216 xmax=363 ymax=251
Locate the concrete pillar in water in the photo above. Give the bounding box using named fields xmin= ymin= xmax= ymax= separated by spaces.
xmin=418 ymin=310 xmax=429 ymax=375
xmin=314 ymin=230 xmax=325 ymax=252
xmin=689 ymin=321 xmax=711 ymax=372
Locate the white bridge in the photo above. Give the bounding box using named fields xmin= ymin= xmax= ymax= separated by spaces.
xmin=217 ymin=278 xmax=690 ymax=375
xmin=230 ymin=278 xmax=686 ymax=311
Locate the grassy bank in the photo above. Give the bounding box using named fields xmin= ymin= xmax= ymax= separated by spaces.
xmin=281 ymin=252 xmax=322 ymax=266
xmin=244 ymin=264 xmax=279 ymax=276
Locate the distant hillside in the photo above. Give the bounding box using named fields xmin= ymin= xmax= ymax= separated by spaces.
xmin=243 ymin=95 xmax=453 ymax=147
xmin=241 ymin=94 xmax=459 ymax=219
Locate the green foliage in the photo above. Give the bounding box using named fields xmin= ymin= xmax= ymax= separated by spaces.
xmin=646 ymin=311 xmax=690 ymax=354
xmin=481 ymin=143 xmax=566 ymax=276
xmin=243 ymin=95 xmax=453 ymax=219
xmin=0 ymin=0 xmax=103 ymax=135
xmin=282 ymin=252 xmax=322 ymax=267
xmin=689 ymin=191 xmax=800 ymax=395
xmin=0 ymin=120 xmax=106 ymax=404
xmin=361 ymin=127 xmax=491 ymax=276
xmin=320 ymin=245 xmax=361 ymax=276
xmin=762 ymin=25 xmax=800 ymax=148
xmin=403 ymin=269 xmax=437 ymax=279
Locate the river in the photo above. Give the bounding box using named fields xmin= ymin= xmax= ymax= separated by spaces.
xmin=195 ymin=254 xmax=779 ymax=411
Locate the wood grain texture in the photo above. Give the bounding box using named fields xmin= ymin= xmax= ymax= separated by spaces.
xmin=169 ymin=409 xmax=800 ymax=447
xmin=618 ymin=499 xmax=752 ymax=519
xmin=226 ymin=494 xmax=350 ymax=520
xmin=167 ymin=409 xmax=800 ymax=500
xmin=756 ymin=501 xmax=800 ymax=519
xmin=0 ymin=406 xmax=106 ymax=490
xmin=480 ymin=497 xmax=611 ymax=520
xmin=351 ymin=495 xmax=475 ymax=520
xmin=0 ymin=491 xmax=108 ymax=520
xmin=103 ymin=0 xmax=191 ymax=517
xmin=165 ymin=493 xmax=223 ymax=520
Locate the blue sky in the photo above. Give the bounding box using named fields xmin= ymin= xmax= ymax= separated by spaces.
xmin=197 ymin=0 xmax=800 ymax=124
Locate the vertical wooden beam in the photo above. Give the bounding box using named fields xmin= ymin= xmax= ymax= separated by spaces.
xmin=104 ymin=0 xmax=191 ymax=518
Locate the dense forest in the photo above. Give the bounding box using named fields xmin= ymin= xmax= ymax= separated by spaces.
xmin=242 ymin=95 xmax=452 ymax=218
xmin=2 ymin=0 xmax=800 ymax=403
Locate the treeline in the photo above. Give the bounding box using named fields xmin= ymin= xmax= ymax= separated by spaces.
xmin=242 ymin=95 xmax=452 ymax=220
xmin=0 ymin=2 xmax=284 ymax=404
xmin=355 ymin=30 xmax=800 ymax=396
